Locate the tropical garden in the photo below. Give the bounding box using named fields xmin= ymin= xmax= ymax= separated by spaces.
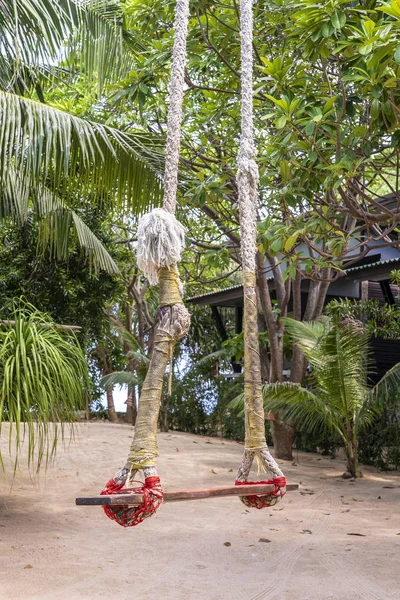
xmin=2 ymin=0 xmax=400 ymax=484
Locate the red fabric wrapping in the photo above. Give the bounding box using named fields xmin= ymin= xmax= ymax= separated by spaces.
xmin=235 ymin=476 xmax=286 ymax=509
xmin=101 ymin=476 xmax=163 ymax=527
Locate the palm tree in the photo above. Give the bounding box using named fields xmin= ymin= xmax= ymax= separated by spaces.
xmin=0 ymin=0 xmax=164 ymax=273
xmin=0 ymin=302 xmax=89 ymax=472
xmin=261 ymin=316 xmax=400 ymax=478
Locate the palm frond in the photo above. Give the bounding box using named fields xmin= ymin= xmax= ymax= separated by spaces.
xmin=227 ymin=391 xmax=245 ymax=416
xmin=356 ymin=401 xmax=381 ymax=431
xmin=312 ymin=322 xmax=370 ymax=417
xmin=69 ymin=0 xmax=143 ymax=92
xmin=0 ymin=301 xmax=89 ymax=473
xmin=283 ymin=316 xmax=370 ymax=418
xmin=2 ymin=166 xmax=119 ymax=273
xmin=100 ymin=371 xmax=138 ymax=390
xmin=263 ymin=382 xmax=345 ymax=441
xmin=126 ymin=350 xmax=150 ymax=368
xmin=196 ymin=349 xmax=228 ymax=369
xmin=0 ymin=0 xmax=138 ymax=93
xmin=370 ymin=362 xmax=400 ymax=406
xmin=109 ymin=321 xmax=142 ymax=350
xmin=126 ymin=350 xmax=150 ymax=380
xmin=0 ymin=0 xmax=69 ymax=92
xmin=38 ymin=197 xmax=119 ymax=274
xmin=0 ymin=91 xmax=163 ymax=215
xmin=281 ymin=317 xmax=326 ymax=354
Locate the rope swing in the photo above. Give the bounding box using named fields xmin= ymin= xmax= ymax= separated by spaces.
xmin=78 ymin=0 xmax=294 ymax=525
xmin=234 ymin=0 xmax=286 ymax=507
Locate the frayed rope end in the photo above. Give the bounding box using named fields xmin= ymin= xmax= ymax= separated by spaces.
xmin=136 ymin=208 xmax=186 ymax=285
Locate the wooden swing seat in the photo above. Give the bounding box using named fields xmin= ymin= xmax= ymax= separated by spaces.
xmin=76 ymin=483 xmax=298 ymax=506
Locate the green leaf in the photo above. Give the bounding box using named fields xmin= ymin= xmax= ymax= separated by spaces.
xmin=305 ymin=120 xmax=316 ymax=136
xmin=331 ymin=12 xmax=342 ymax=30
xmin=323 ymin=97 xmax=337 ymax=113
xmin=139 ymin=82 xmax=149 ymax=94
xmin=284 ymin=232 xmax=299 ymax=252
xmin=279 ymin=159 xmax=291 ymax=183
xmin=370 ymin=98 xmax=380 ymax=120
xmin=271 ymin=238 xmax=282 ymax=253
xmin=322 ymin=23 xmax=333 ymax=38
xmin=364 ymin=141 xmax=372 ymax=157
xmin=275 ymin=116 xmax=287 ymax=129
xmin=363 ymin=18 xmax=375 ymax=36
xmin=266 ymin=95 xmax=289 ymax=111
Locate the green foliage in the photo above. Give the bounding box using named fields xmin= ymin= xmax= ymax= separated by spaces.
xmin=4 ymin=0 xmax=400 ymax=471
xmin=0 ymin=0 xmax=165 ymax=276
xmin=259 ymin=0 xmax=400 ymax=210
xmin=101 ymin=371 xmax=139 ymax=391
xmin=222 ymin=333 xmax=244 ymax=362
xmin=294 ymin=428 xmax=341 ymax=458
xmin=0 ymin=91 xmax=163 ymax=228
xmin=0 ymin=302 xmax=89 ymax=472
xmin=358 ymin=400 xmax=400 ymax=471
xmin=327 ymin=297 xmax=400 ymax=340
xmin=0 ymin=0 xmax=132 ymax=93
xmin=0 ymin=211 xmax=124 ymax=344
xmin=262 ymin=317 xmax=383 ymax=475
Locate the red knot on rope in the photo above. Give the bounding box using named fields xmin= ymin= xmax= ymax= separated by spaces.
xmin=235 ymin=476 xmax=287 ymax=509
xmin=101 ymin=476 xmax=163 ymax=527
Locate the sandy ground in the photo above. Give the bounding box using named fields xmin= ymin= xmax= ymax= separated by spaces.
xmin=0 ymin=422 xmax=400 ymax=600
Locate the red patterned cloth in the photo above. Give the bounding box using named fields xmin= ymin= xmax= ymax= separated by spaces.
xmin=235 ymin=476 xmax=286 ymax=509
xmin=101 ymin=476 xmax=163 ymax=527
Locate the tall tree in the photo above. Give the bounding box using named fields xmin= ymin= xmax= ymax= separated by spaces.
xmin=112 ymin=0 xmax=400 ymax=458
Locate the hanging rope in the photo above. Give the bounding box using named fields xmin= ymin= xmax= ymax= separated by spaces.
xmin=102 ymin=0 xmax=191 ymax=527
xmin=235 ymin=0 xmax=286 ymax=507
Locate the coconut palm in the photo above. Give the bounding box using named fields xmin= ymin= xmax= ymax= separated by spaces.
xmin=0 ymin=0 xmax=164 ymax=273
xmin=261 ymin=316 xmax=400 ymax=478
xmin=0 ymin=302 xmax=89 ymax=472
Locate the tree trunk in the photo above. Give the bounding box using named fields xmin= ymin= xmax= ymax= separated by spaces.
xmin=159 ymin=393 xmax=169 ymax=432
xmin=344 ymin=426 xmax=362 ymax=478
xmin=125 ymin=388 xmax=137 ymax=425
xmin=256 ymin=251 xmax=294 ymax=458
xmin=106 ymin=388 xmax=118 ymax=423
xmin=270 ymin=419 xmax=295 ymax=461
xmin=257 ymin=289 xmax=270 ymax=381
xmin=255 ymin=251 xmax=283 ymax=381
xmin=97 ymin=344 xmax=119 ymax=424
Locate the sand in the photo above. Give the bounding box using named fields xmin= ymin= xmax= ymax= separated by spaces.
xmin=0 ymin=421 xmax=400 ymax=600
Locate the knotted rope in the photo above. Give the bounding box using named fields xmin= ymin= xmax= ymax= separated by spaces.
xmin=235 ymin=476 xmax=286 ymax=509
xmin=102 ymin=0 xmax=191 ymax=526
xmin=101 ymin=476 xmax=163 ymax=528
xmin=235 ymin=0 xmax=286 ymax=507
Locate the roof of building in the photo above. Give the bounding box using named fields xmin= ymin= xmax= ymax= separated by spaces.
xmin=345 ymin=255 xmax=400 ymax=274
xmin=187 ymin=255 xmax=400 ymax=304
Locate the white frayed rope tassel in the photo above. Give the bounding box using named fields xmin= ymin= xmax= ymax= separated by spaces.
xmin=136 ymin=208 xmax=186 ymax=285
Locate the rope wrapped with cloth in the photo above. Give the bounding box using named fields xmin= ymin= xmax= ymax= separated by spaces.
xmin=235 ymin=0 xmax=286 ymax=507
xmin=101 ymin=0 xmax=191 ymax=527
